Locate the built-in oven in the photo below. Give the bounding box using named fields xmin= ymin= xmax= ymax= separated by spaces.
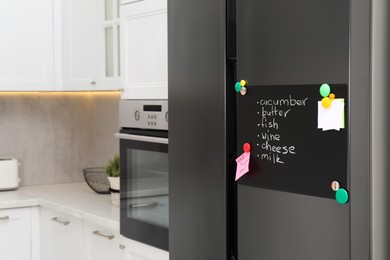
xmin=115 ymin=100 xmax=168 ymax=251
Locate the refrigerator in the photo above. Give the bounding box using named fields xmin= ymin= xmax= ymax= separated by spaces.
xmin=168 ymin=0 xmax=390 ymax=259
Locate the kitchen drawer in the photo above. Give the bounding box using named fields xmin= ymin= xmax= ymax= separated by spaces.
xmin=0 ymin=207 xmax=33 ymax=260
xmin=84 ymin=222 xmax=125 ymax=260
xmin=40 ymin=207 xmax=84 ymax=260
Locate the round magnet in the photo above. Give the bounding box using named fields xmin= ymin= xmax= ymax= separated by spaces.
xmin=335 ymin=188 xmax=349 ymax=204
xmin=329 ymin=93 xmax=336 ymax=100
xmin=240 ymin=86 xmax=247 ymax=95
xmin=243 ymin=143 xmax=251 ymax=153
xmin=240 ymin=80 xmax=247 ymax=87
xmin=321 ymin=97 xmax=331 ymax=108
xmin=235 ymin=82 xmax=242 ymax=92
xmin=331 ymin=181 xmax=340 ymax=191
xmin=320 ymin=83 xmax=331 ymax=97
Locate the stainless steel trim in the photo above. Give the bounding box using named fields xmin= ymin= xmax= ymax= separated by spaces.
xmin=129 ymin=202 xmax=158 ymax=208
xmin=0 ymin=216 xmax=9 ymax=220
xmin=114 ymin=133 xmax=168 ymax=144
xmin=52 ymin=217 xmax=70 ymax=226
xmin=119 ymin=100 xmax=168 ymax=131
xmin=93 ymin=230 xmax=115 ymax=240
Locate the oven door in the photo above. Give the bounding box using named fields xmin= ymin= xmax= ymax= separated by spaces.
xmin=115 ymin=129 xmax=168 ymax=251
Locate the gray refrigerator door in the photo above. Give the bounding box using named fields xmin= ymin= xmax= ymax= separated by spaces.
xmin=236 ymin=0 xmax=350 ymax=259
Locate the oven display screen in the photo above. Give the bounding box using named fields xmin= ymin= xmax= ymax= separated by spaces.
xmin=143 ymin=105 xmax=162 ymax=112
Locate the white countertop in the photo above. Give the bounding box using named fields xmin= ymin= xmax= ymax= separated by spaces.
xmin=0 ymin=182 xmax=120 ymax=231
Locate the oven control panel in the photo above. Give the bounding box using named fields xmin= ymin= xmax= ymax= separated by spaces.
xmin=120 ymin=100 xmax=168 ymax=130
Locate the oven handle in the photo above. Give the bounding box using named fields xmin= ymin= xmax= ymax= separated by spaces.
xmin=114 ymin=133 xmax=168 ymax=144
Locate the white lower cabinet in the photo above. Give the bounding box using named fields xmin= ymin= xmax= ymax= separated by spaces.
xmin=84 ymin=222 xmax=125 ymax=260
xmin=120 ymin=236 xmax=169 ymax=260
xmin=40 ymin=207 xmax=169 ymax=259
xmin=40 ymin=208 xmax=84 ymax=260
xmin=0 ymin=207 xmax=38 ymax=260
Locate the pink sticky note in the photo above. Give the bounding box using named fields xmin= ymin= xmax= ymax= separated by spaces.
xmin=235 ymin=152 xmax=250 ymax=181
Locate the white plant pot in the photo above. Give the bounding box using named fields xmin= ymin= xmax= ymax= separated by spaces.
xmin=107 ymin=177 xmax=120 ymax=206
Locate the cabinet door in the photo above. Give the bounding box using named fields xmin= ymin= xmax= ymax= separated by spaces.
xmin=40 ymin=208 xmax=84 ymax=260
xmin=54 ymin=0 xmax=120 ymax=91
xmin=0 ymin=208 xmax=32 ymax=260
xmin=53 ymin=0 xmax=99 ymax=90
xmin=84 ymin=222 xmax=125 ymax=260
xmin=120 ymin=0 xmax=168 ymax=99
xmin=0 ymin=0 xmax=54 ymax=91
xmin=97 ymin=0 xmax=122 ymax=90
xmin=121 ymin=237 xmax=169 ymax=260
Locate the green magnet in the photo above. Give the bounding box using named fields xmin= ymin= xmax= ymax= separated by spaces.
xmin=335 ymin=188 xmax=349 ymax=204
xmin=235 ymin=82 xmax=242 ymax=92
xmin=320 ymin=83 xmax=331 ymax=97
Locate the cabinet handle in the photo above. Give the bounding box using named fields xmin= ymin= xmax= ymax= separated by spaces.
xmin=90 ymin=81 xmax=96 ymax=86
xmin=0 ymin=216 xmax=9 ymax=220
xmin=129 ymin=202 xmax=157 ymax=208
xmin=93 ymin=230 xmax=115 ymax=240
xmin=119 ymin=244 xmax=126 ymax=250
xmin=52 ymin=217 xmax=70 ymax=226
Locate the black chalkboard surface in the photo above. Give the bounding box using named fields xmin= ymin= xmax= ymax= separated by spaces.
xmin=237 ymin=84 xmax=348 ymax=199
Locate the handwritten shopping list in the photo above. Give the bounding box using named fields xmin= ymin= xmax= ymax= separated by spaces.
xmin=256 ymin=95 xmax=305 ymax=164
xmin=318 ymin=98 xmax=345 ymax=131
xmin=235 ymin=152 xmax=250 ymax=181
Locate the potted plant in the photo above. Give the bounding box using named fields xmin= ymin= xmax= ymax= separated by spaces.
xmin=104 ymin=154 xmax=120 ymax=206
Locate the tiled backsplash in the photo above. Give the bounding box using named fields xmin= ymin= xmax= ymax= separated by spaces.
xmin=0 ymin=92 xmax=120 ymax=186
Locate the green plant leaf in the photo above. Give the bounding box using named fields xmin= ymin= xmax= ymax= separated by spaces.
xmin=104 ymin=154 xmax=120 ymax=177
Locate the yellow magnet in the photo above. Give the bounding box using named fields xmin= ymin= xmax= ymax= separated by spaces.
xmin=240 ymin=80 xmax=247 ymax=87
xmin=329 ymin=93 xmax=336 ymax=100
xmin=322 ymin=97 xmax=331 ymax=108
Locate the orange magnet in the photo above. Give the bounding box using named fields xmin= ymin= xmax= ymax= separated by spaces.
xmin=329 ymin=93 xmax=336 ymax=100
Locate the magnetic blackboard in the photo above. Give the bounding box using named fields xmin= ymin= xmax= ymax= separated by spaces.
xmin=237 ymin=84 xmax=348 ymax=199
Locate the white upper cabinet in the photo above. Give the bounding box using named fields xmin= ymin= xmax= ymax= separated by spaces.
xmin=0 ymin=0 xmax=120 ymax=91
xmin=120 ymin=0 xmax=168 ymax=99
xmin=97 ymin=0 xmax=122 ymax=90
xmin=0 ymin=0 xmax=54 ymax=91
xmin=55 ymin=0 xmax=121 ymax=91
xmin=54 ymin=0 xmax=99 ymax=90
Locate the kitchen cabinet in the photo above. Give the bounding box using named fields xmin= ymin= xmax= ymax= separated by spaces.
xmin=0 ymin=0 xmax=120 ymax=91
xmin=84 ymin=222 xmax=125 ymax=260
xmin=98 ymin=0 xmax=122 ymax=89
xmin=84 ymin=222 xmax=169 ymax=260
xmin=120 ymin=0 xmax=168 ymax=99
xmin=39 ymin=206 xmax=168 ymax=260
xmin=0 ymin=0 xmax=54 ymax=91
xmin=0 ymin=207 xmax=39 ymax=260
xmin=54 ymin=0 xmax=121 ymax=91
xmin=40 ymin=208 xmax=84 ymax=260
xmin=121 ymin=236 xmax=169 ymax=260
